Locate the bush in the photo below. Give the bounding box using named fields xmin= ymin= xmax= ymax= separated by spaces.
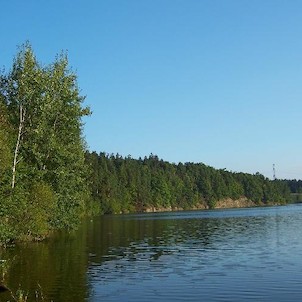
xmin=16 ymin=182 xmax=57 ymax=240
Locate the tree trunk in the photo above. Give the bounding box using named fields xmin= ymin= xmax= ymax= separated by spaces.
xmin=11 ymin=105 xmax=25 ymax=189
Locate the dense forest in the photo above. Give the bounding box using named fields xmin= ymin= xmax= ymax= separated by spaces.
xmin=286 ymin=179 xmax=302 ymax=193
xmin=84 ymin=152 xmax=292 ymax=214
xmin=0 ymin=44 xmax=299 ymax=245
xmin=0 ymin=43 xmax=92 ymax=243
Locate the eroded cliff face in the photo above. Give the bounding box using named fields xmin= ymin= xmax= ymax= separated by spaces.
xmin=143 ymin=197 xmax=258 ymax=213
xmin=214 ymin=197 xmax=256 ymax=209
xmin=144 ymin=203 xmax=207 ymax=213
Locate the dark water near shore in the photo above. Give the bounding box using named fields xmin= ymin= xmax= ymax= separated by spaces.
xmin=1 ymin=204 xmax=302 ymax=301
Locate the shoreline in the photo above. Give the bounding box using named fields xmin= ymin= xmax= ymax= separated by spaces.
xmin=141 ymin=197 xmax=280 ymax=214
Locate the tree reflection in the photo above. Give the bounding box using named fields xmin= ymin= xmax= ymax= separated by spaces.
xmin=0 ymin=220 xmax=91 ymax=302
xmin=0 ymin=209 xmax=284 ymax=301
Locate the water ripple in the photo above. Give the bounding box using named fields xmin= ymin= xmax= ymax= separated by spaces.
xmin=87 ymin=205 xmax=302 ymax=301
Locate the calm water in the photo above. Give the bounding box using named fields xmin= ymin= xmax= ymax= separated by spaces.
xmin=1 ymin=204 xmax=302 ymax=301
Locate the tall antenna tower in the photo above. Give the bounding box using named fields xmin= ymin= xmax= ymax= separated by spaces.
xmin=273 ymin=164 xmax=276 ymax=180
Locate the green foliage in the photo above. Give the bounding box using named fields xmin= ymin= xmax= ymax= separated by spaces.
xmin=0 ymin=43 xmax=90 ymax=243
xmin=85 ymin=152 xmax=292 ymax=214
xmin=0 ymin=182 xmax=56 ymax=242
xmin=0 ymin=101 xmax=12 ymax=187
xmin=285 ymin=179 xmax=302 ymax=194
xmin=23 ymin=182 xmax=56 ymax=239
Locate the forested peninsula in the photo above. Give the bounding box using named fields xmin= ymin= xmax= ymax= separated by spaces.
xmin=84 ymin=152 xmax=292 ymax=214
xmin=0 ymin=44 xmax=299 ymax=244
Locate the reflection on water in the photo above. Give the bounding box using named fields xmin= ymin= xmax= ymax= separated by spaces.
xmin=0 ymin=226 xmax=90 ymax=301
xmin=1 ymin=204 xmax=302 ymax=301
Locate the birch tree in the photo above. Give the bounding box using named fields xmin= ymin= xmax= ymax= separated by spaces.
xmin=41 ymin=54 xmax=91 ymax=226
xmin=2 ymin=43 xmax=43 ymax=189
xmin=0 ymin=43 xmax=91 ymax=234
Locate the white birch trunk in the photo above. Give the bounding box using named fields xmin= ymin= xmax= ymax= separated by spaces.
xmin=11 ymin=105 xmax=25 ymax=189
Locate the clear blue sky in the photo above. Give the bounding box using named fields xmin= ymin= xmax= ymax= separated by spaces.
xmin=1 ymin=0 xmax=302 ymax=179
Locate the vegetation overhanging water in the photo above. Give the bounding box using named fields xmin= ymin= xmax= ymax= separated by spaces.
xmin=1 ymin=204 xmax=302 ymax=301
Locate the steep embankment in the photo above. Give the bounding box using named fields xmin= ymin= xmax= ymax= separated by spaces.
xmin=144 ymin=197 xmax=258 ymax=213
xmin=214 ymin=197 xmax=257 ymax=209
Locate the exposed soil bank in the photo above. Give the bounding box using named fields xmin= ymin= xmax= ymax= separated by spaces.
xmin=215 ymin=197 xmax=257 ymax=209
xmin=144 ymin=197 xmax=263 ymax=213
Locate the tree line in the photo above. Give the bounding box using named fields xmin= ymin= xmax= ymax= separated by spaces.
xmin=84 ymin=152 xmax=292 ymax=214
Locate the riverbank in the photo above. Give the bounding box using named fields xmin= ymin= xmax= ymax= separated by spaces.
xmin=143 ymin=197 xmax=259 ymax=213
xmin=142 ymin=197 xmax=289 ymax=214
xmin=215 ymin=197 xmax=258 ymax=209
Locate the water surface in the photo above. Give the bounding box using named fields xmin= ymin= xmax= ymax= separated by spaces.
xmin=1 ymin=204 xmax=302 ymax=301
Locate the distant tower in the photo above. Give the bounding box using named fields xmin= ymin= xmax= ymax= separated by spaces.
xmin=273 ymin=164 xmax=276 ymax=180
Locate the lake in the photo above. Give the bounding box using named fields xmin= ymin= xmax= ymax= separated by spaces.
xmin=1 ymin=204 xmax=302 ymax=301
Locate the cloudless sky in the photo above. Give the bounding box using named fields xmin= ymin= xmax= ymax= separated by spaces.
xmin=1 ymin=0 xmax=302 ymax=179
